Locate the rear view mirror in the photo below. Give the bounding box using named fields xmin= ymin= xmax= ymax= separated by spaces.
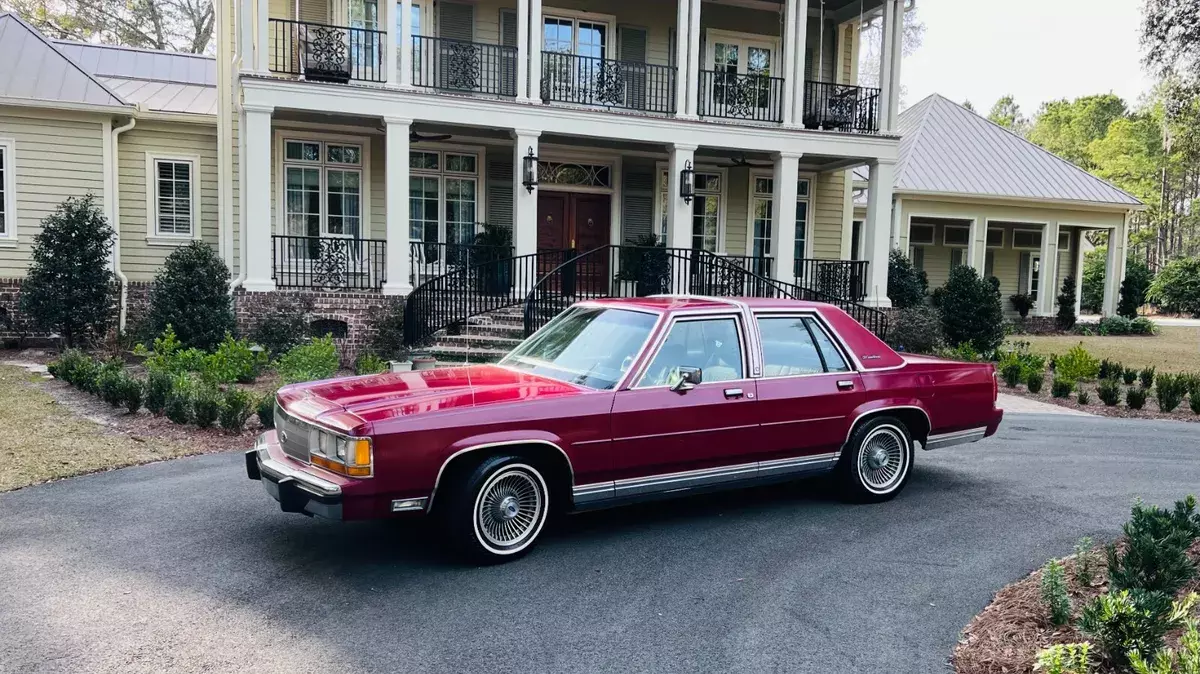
xmin=670 ymin=366 xmax=703 ymax=393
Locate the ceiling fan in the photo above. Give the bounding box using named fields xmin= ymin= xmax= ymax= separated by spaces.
xmin=410 ymin=130 xmax=453 ymax=143
xmin=723 ymin=153 xmax=771 ymax=168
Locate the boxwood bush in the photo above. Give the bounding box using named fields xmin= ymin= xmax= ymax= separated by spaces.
xmin=145 ymin=242 xmax=235 ymax=351
xmin=940 ymin=266 xmax=1005 ymax=353
xmin=887 ymin=305 xmax=943 ymax=354
xmin=1098 ymin=379 xmax=1122 ymax=406
xmin=1127 ymin=386 xmax=1148 ymax=410
xmin=1027 ymin=371 xmax=1045 ymax=394
xmin=276 ymin=336 xmax=339 ymax=384
xmin=1051 ymin=378 xmax=1074 ymax=398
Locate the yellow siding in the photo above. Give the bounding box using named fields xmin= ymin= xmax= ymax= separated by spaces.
xmin=0 ymin=111 xmax=106 ymax=278
xmin=839 ymin=22 xmax=854 ymax=84
xmin=724 ymin=166 xmax=749 ymax=256
xmin=117 ymin=122 xmax=220 ymax=282
xmin=811 ymin=170 xmax=845 ymax=259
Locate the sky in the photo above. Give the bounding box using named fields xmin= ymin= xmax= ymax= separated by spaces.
xmin=899 ymin=0 xmax=1157 ymax=116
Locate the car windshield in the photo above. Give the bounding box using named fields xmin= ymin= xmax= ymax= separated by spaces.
xmin=500 ymin=307 xmax=658 ymax=390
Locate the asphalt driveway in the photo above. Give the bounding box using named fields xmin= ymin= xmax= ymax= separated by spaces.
xmin=1 ymin=414 xmax=1198 ymax=674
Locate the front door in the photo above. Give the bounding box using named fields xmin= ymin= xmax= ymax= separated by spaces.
xmin=537 ymin=191 xmax=611 ymax=295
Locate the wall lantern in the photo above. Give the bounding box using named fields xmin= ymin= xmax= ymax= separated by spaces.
xmin=522 ymin=147 xmax=539 ymax=193
xmin=680 ymin=160 xmax=695 ymax=204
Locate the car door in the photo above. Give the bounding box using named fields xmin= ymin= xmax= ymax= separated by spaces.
xmin=609 ymin=314 xmax=759 ymax=494
xmin=752 ymin=313 xmax=864 ymax=470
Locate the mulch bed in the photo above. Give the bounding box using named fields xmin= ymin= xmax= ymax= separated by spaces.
xmin=954 ymin=541 xmax=1200 ymax=674
xmin=1004 ymin=380 xmax=1200 ymax=423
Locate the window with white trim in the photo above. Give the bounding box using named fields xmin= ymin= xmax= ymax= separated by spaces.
xmin=409 ymin=149 xmax=479 ymax=247
xmin=986 ymin=227 xmax=1004 ymax=248
xmin=0 ymin=139 xmax=13 ymax=239
xmin=283 ymin=139 xmax=363 ymax=246
xmin=749 ymin=176 xmax=810 ymax=261
xmin=1012 ymin=229 xmax=1043 ymax=250
xmin=943 ymin=225 xmax=969 ymax=247
xmin=1058 ymin=231 xmax=1071 ymax=250
xmin=657 ymin=168 xmax=724 ymax=252
xmin=794 ymin=178 xmax=810 ymax=262
xmin=149 ymin=156 xmax=197 ymax=237
xmin=909 ymin=223 xmax=935 ymax=245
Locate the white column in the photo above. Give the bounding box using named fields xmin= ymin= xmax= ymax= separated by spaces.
xmin=382 ymin=118 xmax=413 ymax=295
xmin=967 ymin=219 xmax=986 ymax=274
xmin=240 ymin=0 xmax=255 ymax=72
xmin=666 ymin=144 xmax=696 ymax=293
xmin=791 ymin=3 xmax=809 ymax=127
xmin=1038 ymin=221 xmax=1060 ymax=316
xmin=674 ymin=0 xmax=692 ymax=118
xmin=771 ymin=153 xmax=801 ymax=283
xmin=685 ymin=0 xmax=701 ymax=117
xmin=877 ymin=0 xmax=896 ymax=132
xmin=383 ymin=0 xmax=398 ymax=86
xmin=1102 ymin=218 xmax=1129 ymax=316
xmin=242 ymin=105 xmax=275 ymax=291
xmin=529 ymin=0 xmax=543 ymax=102
xmin=513 ymin=130 xmax=541 ymax=259
xmin=517 ymin=0 xmax=530 ymax=101
xmin=1073 ymin=229 xmax=1085 ymax=318
xmin=887 ymin=0 xmax=905 ymax=126
xmin=399 ymin=0 xmax=413 ymax=87
xmin=862 ymin=160 xmax=895 ymax=307
xmin=780 ymin=0 xmax=799 ymax=127
xmin=255 ymin=0 xmax=269 ymax=73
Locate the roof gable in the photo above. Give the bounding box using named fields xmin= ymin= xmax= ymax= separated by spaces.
xmin=0 ymin=13 xmax=128 ymax=109
xmin=894 ymin=94 xmax=1141 ymax=207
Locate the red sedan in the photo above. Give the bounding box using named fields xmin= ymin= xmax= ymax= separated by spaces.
xmin=246 ymin=297 xmax=1003 ymax=562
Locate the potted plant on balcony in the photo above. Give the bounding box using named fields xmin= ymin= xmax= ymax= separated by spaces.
xmin=616 ymin=235 xmax=671 ymax=297
xmin=473 ymin=224 xmax=514 ymax=296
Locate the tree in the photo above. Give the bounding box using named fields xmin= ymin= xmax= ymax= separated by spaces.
xmin=962 ymin=100 xmax=976 ymax=113
xmin=1142 ymin=0 xmax=1200 ymax=82
xmin=939 ymin=266 xmax=1004 ymax=353
xmin=1027 ymin=94 xmax=1129 ymax=170
xmin=857 ymin=6 xmax=926 ymax=98
xmin=1119 ymin=258 xmax=1154 ymax=318
xmin=887 ymin=249 xmax=927 ymax=309
xmin=987 ymin=95 xmax=1029 ymax=136
xmin=7 ymin=0 xmax=214 ymax=54
xmin=1056 ymin=276 xmax=1077 ymax=330
xmin=145 ymin=241 xmax=235 ymax=350
xmin=1148 ymin=256 xmax=1200 ymax=316
xmin=1081 ymin=248 xmax=1107 ymax=314
xmin=18 ymin=195 xmax=115 ymax=347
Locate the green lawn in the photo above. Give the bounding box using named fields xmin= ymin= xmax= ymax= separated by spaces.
xmin=1010 ymin=326 xmax=1200 ymax=373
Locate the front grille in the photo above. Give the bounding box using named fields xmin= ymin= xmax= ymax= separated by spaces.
xmin=274 ymin=402 xmax=311 ymax=463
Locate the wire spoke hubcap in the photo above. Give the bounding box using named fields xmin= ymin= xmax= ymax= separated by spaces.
xmin=476 ymin=469 xmax=544 ymax=550
xmin=858 ymin=427 xmax=908 ymax=493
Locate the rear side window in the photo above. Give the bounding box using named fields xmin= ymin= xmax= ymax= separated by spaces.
xmin=805 ymin=318 xmax=851 ymax=372
xmin=756 ymin=315 xmax=851 ymax=376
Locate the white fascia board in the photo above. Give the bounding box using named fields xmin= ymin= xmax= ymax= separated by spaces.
xmin=241 ymin=78 xmax=901 ymax=163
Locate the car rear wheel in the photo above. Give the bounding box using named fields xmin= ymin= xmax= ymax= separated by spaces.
xmin=836 ymin=416 xmax=913 ymax=503
xmin=440 ymin=455 xmax=550 ymax=564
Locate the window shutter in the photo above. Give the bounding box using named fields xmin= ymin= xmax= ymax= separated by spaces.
xmin=500 ymin=9 xmax=518 ymax=47
xmin=499 ymin=9 xmax=518 ymax=96
xmin=1018 ymin=252 xmax=1030 ymax=294
xmin=619 ymin=26 xmax=648 ymax=110
xmin=486 ymin=156 xmax=513 ymax=230
xmin=668 ymin=27 xmax=676 ymax=67
xmin=621 ymin=160 xmax=655 ymax=242
xmin=985 ymin=250 xmax=995 ymax=279
xmin=438 ymin=2 xmax=473 ymax=41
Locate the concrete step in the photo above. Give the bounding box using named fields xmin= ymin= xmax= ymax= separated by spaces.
xmin=423 ymin=344 xmax=510 ymax=364
xmin=429 ymin=333 xmax=524 ymax=350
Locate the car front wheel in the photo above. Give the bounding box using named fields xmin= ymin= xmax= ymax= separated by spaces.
xmin=836 ymin=416 xmax=913 ymax=503
xmin=440 ymin=455 xmax=550 ymax=563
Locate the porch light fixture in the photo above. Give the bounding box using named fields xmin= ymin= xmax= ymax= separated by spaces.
xmin=522 ymin=147 xmax=539 ymax=193
xmin=680 ymin=160 xmax=695 ymax=205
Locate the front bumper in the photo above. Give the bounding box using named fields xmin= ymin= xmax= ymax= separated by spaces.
xmin=245 ymin=443 xmax=344 ymax=520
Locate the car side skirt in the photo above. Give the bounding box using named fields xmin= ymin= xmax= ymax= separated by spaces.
xmin=571 ymin=453 xmax=839 ymax=511
xmin=924 ymin=427 xmax=987 ymax=451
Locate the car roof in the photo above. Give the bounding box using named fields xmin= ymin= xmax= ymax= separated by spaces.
xmin=584 ymin=296 xmax=831 ymax=313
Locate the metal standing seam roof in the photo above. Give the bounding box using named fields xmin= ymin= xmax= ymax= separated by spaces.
xmin=55 ymin=40 xmax=218 ymax=116
xmin=0 ymin=12 xmax=129 ymax=109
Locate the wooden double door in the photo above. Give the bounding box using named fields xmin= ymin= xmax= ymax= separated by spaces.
xmin=537 ymin=192 xmax=611 ymax=295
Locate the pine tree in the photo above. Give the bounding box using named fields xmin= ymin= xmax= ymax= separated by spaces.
xmin=1056 ymin=276 xmax=1077 ymax=330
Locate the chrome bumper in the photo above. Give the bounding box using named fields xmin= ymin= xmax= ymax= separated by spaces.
xmin=246 ymin=445 xmax=343 ymax=519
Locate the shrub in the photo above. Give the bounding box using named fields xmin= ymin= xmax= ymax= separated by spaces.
xmin=276 ymin=336 xmax=339 ymax=384
xmin=1052 ymin=378 xmax=1074 ymax=398
xmin=1140 ymin=367 xmax=1156 ymax=389
xmin=1075 ymin=537 xmax=1098 ymax=587
xmin=145 ymin=241 xmax=235 ymax=351
xmin=355 ymin=352 xmax=389 ymax=376
xmin=1041 ymin=559 xmax=1071 ymax=626
xmin=96 ymin=360 xmax=126 ymax=406
xmin=1076 ymin=389 xmax=1090 ymax=405
xmin=18 ymin=195 xmax=115 ymax=347
xmin=1001 ymin=363 xmax=1023 ymax=388
xmin=1079 ymin=590 xmax=1194 ymax=668
xmin=71 ymin=355 xmax=102 ymax=394
xmin=1106 ymin=496 xmax=1199 ymax=596
xmin=1129 ymin=613 xmax=1200 ymax=674
xmin=1123 ymin=368 xmax=1139 ymax=385
xmin=1098 ymin=315 xmax=1133 ymax=335
xmin=1098 ymin=379 xmax=1122 ymax=406
xmin=1130 ymin=317 xmax=1156 ymax=335
xmin=249 ymin=299 xmax=312 ymax=357
xmin=1192 ymin=395 xmax=1200 ymax=415
xmin=202 ymin=334 xmax=265 ymax=385
xmin=118 ymin=375 xmax=143 ymax=414
xmin=888 ymin=306 xmax=943 ymax=354
xmin=164 ymin=375 xmax=192 ymax=424
xmin=940 ymin=265 xmax=1005 ymax=353
xmin=1148 ymin=256 xmax=1200 ymax=317
xmin=1082 ymin=247 xmax=1108 ymax=314
xmin=1034 ymin=643 xmax=1092 ymax=674
xmin=1027 ymin=371 xmax=1045 ymax=394
xmin=135 ymin=326 xmax=208 ymax=375
xmin=369 ymin=301 xmax=407 ymax=359
xmin=1098 ymin=359 xmax=1120 ymax=380
xmin=1009 ymin=293 xmax=1036 ymax=319
xmin=218 ymin=388 xmax=255 ymax=434
xmin=1155 ymin=374 xmax=1187 ymax=413
xmin=1055 ymin=344 xmax=1100 ymax=384
xmin=257 ymin=391 xmax=276 ymax=429
xmin=888 ymin=249 xmax=928 ymax=309
xmin=1127 ymin=387 xmax=1148 ymax=410
xmin=1119 ymin=258 xmax=1154 ymax=319
xmin=1056 ymin=276 xmax=1078 ymax=331
xmin=144 ymin=369 xmax=172 ymax=415
xmin=938 ymin=342 xmax=981 ymax=362
xmin=191 ymin=385 xmax=220 ymax=429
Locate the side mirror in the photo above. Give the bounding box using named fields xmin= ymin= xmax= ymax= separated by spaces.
xmin=670 ymin=366 xmax=703 ymax=393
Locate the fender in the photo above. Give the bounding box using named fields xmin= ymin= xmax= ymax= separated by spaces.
xmin=844 ymin=398 xmax=933 ymax=446
xmin=428 ymin=431 xmax=574 ymax=511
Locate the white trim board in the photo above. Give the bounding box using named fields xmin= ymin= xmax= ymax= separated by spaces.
xmin=0 ymin=137 xmax=17 ymax=246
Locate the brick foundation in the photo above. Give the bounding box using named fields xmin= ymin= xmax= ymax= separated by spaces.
xmin=233 ymin=288 xmax=401 ymax=366
xmin=1008 ymin=316 xmax=1059 ymax=335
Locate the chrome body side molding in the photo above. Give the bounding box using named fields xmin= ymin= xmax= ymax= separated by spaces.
xmin=924 ymin=427 xmax=987 ymax=451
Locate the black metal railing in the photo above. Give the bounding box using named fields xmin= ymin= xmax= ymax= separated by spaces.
xmin=803 ymin=81 xmax=882 ymax=134
xmin=795 ymin=258 xmax=869 ymax=301
xmin=412 ymin=35 xmax=518 ymax=96
xmin=268 ymin=19 xmax=385 ymax=83
xmin=697 ymin=70 xmax=785 ymax=123
xmin=410 ymin=241 xmax=514 ymax=284
xmin=403 ymin=248 xmax=574 ymax=348
xmin=541 ymin=52 xmax=676 ymax=113
xmin=272 ymin=235 xmax=386 ymax=290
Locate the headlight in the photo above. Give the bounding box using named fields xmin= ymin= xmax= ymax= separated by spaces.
xmin=307 ymin=426 xmax=373 ymax=478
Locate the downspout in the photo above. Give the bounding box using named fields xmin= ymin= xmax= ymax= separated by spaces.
xmin=216 ymin=0 xmax=234 ymax=264
xmin=111 ymin=116 xmax=137 ymax=333
xmin=228 ymin=0 xmax=249 ymax=293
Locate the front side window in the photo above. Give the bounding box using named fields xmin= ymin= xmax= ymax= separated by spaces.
xmin=408 ymin=150 xmax=479 ymax=248
xmin=152 ymin=158 xmax=196 ymax=237
xmin=282 ymin=139 xmax=363 ymax=245
xmin=657 ymin=169 xmax=724 ymax=251
xmin=757 ymin=316 xmax=850 ymax=376
xmin=638 ymin=317 xmax=744 ymax=387
xmin=501 ymin=307 xmax=657 ymax=390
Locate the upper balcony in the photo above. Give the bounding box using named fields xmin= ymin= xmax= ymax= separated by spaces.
xmin=248 ymin=0 xmax=894 ymax=136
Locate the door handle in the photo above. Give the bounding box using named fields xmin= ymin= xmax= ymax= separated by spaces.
xmin=723 ymin=388 xmax=744 ymax=399
xmin=836 ymin=380 xmax=855 ymax=391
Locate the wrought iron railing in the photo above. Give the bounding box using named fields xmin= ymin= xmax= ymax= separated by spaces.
xmin=412 ymin=35 xmax=518 ymax=96
xmin=802 ymin=81 xmax=882 ymax=134
xmin=268 ymin=19 xmax=385 ymax=83
xmin=272 ymin=235 xmax=386 ymax=290
xmin=795 ymin=258 xmax=869 ymax=301
xmin=409 ymin=241 xmax=514 ymax=284
xmin=540 ymin=52 xmax=676 ymax=113
xmin=697 ymin=70 xmax=785 ymax=123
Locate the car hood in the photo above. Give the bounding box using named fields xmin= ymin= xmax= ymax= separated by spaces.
xmin=278 ymin=364 xmax=586 ymax=431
